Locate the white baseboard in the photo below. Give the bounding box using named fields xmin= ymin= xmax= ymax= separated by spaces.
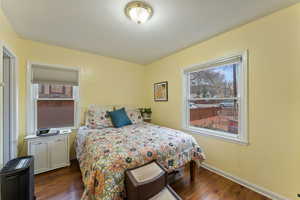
xmin=200 ymin=163 xmax=290 ymax=200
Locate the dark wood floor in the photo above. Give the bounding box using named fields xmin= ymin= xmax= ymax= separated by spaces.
xmin=35 ymin=161 xmax=270 ymax=200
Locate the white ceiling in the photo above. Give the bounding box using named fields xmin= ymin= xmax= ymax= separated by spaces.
xmin=2 ymin=0 xmax=299 ymax=64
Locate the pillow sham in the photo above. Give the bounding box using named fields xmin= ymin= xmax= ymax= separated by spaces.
xmin=85 ymin=105 xmax=113 ymax=129
xmin=108 ymin=108 xmax=132 ymax=128
xmin=126 ymin=108 xmax=143 ymax=124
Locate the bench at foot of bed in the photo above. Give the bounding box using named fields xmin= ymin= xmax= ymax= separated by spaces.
xmin=125 ymin=161 xmax=182 ymax=200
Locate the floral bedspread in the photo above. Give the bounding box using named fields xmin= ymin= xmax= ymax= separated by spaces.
xmin=76 ymin=122 xmax=205 ymax=200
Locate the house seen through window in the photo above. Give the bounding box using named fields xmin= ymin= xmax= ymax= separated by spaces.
xmin=189 ymin=64 xmax=238 ymax=134
xmin=37 ymin=84 xmax=75 ymax=129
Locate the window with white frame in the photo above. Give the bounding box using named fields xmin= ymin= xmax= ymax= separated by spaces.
xmin=27 ymin=63 xmax=80 ymax=135
xmin=183 ymin=52 xmax=248 ymax=143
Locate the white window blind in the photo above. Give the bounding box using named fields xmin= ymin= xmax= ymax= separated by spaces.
xmin=31 ymin=64 xmax=79 ymax=86
xmin=184 ymin=55 xmax=242 ymax=73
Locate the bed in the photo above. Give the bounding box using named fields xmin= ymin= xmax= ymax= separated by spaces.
xmin=76 ymin=122 xmax=205 ymax=200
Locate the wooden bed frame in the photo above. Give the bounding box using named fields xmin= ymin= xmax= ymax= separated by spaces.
xmin=189 ymin=160 xmax=196 ymax=181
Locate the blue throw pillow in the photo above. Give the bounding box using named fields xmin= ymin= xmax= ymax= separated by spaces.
xmin=108 ymin=108 xmax=132 ymax=128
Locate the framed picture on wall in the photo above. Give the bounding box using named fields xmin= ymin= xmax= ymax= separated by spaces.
xmin=154 ymin=81 xmax=168 ymax=101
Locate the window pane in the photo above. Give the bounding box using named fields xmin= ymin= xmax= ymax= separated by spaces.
xmin=189 ymin=64 xmax=238 ymax=98
xmin=38 ymin=83 xmax=73 ymax=98
xmin=189 ymin=99 xmax=238 ymax=134
xmin=37 ymin=100 xmax=74 ymax=129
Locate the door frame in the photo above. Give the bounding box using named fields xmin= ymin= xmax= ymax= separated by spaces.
xmin=0 ymin=41 xmax=19 ymax=165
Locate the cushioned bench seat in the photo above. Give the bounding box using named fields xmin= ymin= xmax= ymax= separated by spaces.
xmin=130 ymin=162 xmax=164 ymax=183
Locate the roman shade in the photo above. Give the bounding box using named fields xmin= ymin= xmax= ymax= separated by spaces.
xmin=31 ymin=64 xmax=79 ymax=86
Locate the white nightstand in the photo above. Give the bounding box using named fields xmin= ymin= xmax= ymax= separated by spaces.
xmin=25 ymin=133 xmax=70 ymax=174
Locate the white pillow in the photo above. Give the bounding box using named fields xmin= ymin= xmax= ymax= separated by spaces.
xmin=126 ymin=108 xmax=143 ymax=124
xmin=85 ymin=105 xmax=114 ymax=129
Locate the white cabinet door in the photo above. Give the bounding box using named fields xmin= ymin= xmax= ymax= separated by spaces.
xmin=30 ymin=141 xmax=50 ymax=174
xmin=49 ymin=136 xmax=69 ymax=169
xmin=27 ymin=134 xmax=70 ymax=174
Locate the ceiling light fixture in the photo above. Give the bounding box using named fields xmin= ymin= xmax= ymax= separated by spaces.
xmin=125 ymin=1 xmax=153 ymax=24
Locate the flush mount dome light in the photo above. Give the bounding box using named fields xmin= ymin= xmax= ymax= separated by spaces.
xmin=125 ymin=1 xmax=153 ymax=24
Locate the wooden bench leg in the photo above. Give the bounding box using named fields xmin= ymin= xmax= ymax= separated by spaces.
xmin=190 ymin=160 xmax=196 ymax=182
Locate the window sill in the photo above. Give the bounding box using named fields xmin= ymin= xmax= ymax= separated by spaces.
xmin=25 ymin=128 xmax=75 ymax=140
xmin=24 ymin=132 xmax=72 ymax=140
xmin=182 ymin=127 xmax=249 ymax=145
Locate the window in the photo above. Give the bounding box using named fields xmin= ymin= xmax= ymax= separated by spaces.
xmin=36 ymin=84 xmax=77 ymax=129
xmin=27 ymin=63 xmax=80 ymax=135
xmin=183 ymin=52 xmax=248 ymax=144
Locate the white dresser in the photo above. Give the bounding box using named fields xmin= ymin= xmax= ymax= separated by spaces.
xmin=26 ymin=133 xmax=70 ymax=174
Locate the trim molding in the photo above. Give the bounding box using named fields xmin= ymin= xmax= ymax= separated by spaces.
xmin=26 ymin=61 xmax=81 ymax=136
xmin=0 ymin=41 xmax=19 ymax=162
xmin=200 ymin=163 xmax=290 ymax=200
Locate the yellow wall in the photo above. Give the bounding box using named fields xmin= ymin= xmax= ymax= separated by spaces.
xmin=145 ymin=4 xmax=300 ymax=199
xmin=0 ymin=8 xmax=145 ymax=157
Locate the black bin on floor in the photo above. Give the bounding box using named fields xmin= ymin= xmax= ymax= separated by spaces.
xmin=0 ymin=156 xmax=35 ymax=200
